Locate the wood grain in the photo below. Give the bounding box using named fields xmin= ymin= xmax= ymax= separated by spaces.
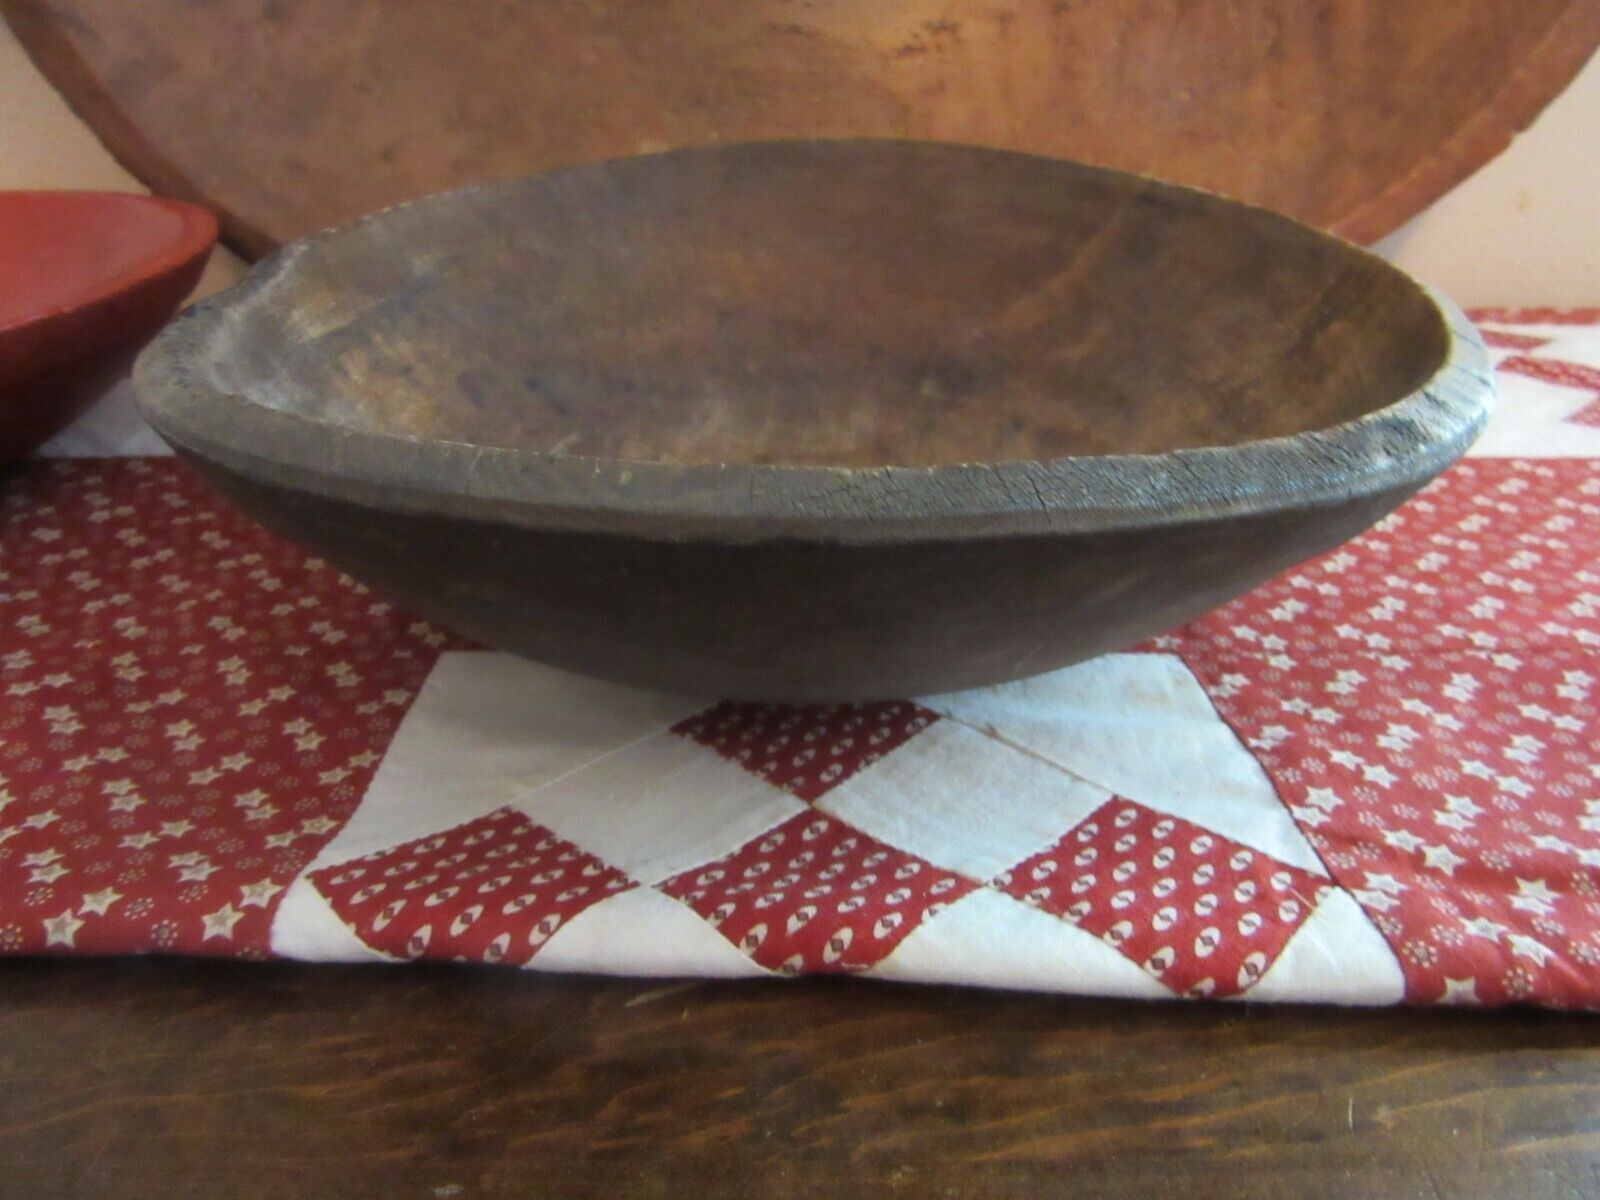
xmin=5 ymin=0 xmax=1599 ymax=258
xmin=163 ymin=142 xmax=1455 ymax=469
xmin=3 ymin=958 xmax=1600 ymax=1200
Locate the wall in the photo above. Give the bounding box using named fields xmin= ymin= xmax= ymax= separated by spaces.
xmin=1 ymin=22 xmax=1595 ymax=305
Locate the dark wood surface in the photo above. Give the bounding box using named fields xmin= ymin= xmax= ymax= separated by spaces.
xmin=3 ymin=957 xmax=1600 ymax=1199
xmin=6 ymin=0 xmax=1600 ymax=258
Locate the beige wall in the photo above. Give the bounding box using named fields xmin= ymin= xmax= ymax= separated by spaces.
xmin=2 ymin=22 xmax=1595 ymax=305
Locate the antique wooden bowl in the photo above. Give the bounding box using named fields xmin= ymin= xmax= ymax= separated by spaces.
xmin=0 ymin=190 xmax=215 ymax=463
xmin=134 ymin=140 xmax=1492 ymax=701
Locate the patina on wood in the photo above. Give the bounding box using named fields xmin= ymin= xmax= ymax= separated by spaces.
xmin=3 ymin=958 xmax=1600 ymax=1200
xmin=5 ymin=0 xmax=1599 ymax=257
xmin=156 ymin=144 xmax=1457 ymax=469
xmin=134 ymin=141 xmax=1491 ymax=702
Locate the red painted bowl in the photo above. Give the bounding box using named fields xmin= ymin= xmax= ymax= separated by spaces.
xmin=0 ymin=191 xmax=216 ymax=462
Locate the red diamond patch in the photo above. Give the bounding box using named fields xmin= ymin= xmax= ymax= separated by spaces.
xmin=672 ymin=701 xmax=937 ymax=802
xmin=311 ymin=808 xmax=634 ymax=964
xmin=999 ymin=799 xmax=1328 ymax=998
xmin=659 ymin=810 xmax=975 ymax=973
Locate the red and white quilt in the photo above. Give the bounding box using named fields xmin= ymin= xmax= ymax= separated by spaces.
xmin=3 ymin=308 xmax=1598 ymax=1007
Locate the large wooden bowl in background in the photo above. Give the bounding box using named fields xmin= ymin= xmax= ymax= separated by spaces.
xmin=134 ymin=141 xmax=1491 ymax=701
xmin=5 ymin=0 xmax=1598 ymax=257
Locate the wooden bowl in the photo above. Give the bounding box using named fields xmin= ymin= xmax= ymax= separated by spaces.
xmin=0 ymin=191 xmax=216 ymax=462
xmin=134 ymin=141 xmax=1492 ymax=701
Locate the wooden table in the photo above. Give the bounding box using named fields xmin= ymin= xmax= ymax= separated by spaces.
xmin=4 ymin=959 xmax=1599 ymax=1199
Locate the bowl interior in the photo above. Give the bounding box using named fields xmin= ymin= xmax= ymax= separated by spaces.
xmin=205 ymin=142 xmax=1450 ymax=469
xmin=0 ymin=192 xmax=201 ymax=331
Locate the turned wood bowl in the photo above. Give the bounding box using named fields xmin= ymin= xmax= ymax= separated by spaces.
xmin=0 ymin=191 xmax=215 ymax=463
xmin=134 ymin=140 xmax=1492 ymax=701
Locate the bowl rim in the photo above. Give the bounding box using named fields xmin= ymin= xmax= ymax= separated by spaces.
xmin=133 ymin=141 xmax=1493 ymax=545
xmin=0 ymin=190 xmax=218 ymax=339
